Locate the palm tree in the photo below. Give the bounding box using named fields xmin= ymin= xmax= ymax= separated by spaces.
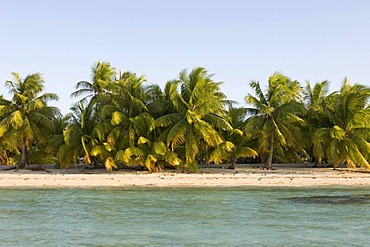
xmin=70 ymin=61 xmax=116 ymax=106
xmin=58 ymin=100 xmax=106 ymax=168
xmin=109 ymin=71 xmax=148 ymax=120
xmin=88 ymin=71 xmax=150 ymax=171
xmin=144 ymin=83 xmax=176 ymax=119
xmin=209 ymin=105 xmax=258 ymax=169
xmin=313 ymin=79 xmax=370 ymax=169
xmin=0 ymin=72 xmax=59 ymax=168
xmin=100 ymin=71 xmax=148 ymax=150
xmin=303 ymin=80 xmax=331 ymax=164
xmin=46 ymin=115 xmax=71 ymax=168
xmin=245 ymin=73 xmax=306 ymax=169
xmin=156 ymin=67 xmax=232 ymax=171
xmin=114 ymin=113 xmax=181 ymax=172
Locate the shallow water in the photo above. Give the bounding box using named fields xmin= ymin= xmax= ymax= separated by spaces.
xmin=0 ymin=187 xmax=369 ymax=246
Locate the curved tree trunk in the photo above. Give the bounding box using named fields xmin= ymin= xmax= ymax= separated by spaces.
xmin=264 ymin=134 xmax=274 ymax=170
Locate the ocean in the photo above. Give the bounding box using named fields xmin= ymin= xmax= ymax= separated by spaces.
xmin=1 ymin=187 xmax=369 ymax=246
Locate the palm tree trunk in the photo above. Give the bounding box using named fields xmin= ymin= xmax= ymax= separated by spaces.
xmin=92 ymin=156 xmax=99 ymax=168
xmin=264 ymin=134 xmax=274 ymax=170
xmin=20 ymin=140 xmax=29 ymax=169
xmin=228 ymin=153 xmax=236 ymax=169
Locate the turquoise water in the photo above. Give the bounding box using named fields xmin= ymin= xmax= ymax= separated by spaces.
xmin=0 ymin=187 xmax=369 ymax=246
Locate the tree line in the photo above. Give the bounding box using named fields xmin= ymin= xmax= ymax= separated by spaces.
xmin=1 ymin=61 xmax=370 ymax=171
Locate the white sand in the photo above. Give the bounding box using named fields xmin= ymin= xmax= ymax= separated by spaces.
xmin=0 ymin=164 xmax=369 ymax=188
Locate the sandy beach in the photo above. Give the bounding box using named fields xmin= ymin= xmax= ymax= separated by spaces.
xmin=0 ymin=164 xmax=369 ymax=188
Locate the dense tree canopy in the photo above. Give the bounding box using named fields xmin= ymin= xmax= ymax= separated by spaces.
xmin=0 ymin=73 xmax=59 ymax=168
xmin=156 ymin=67 xmax=232 ymax=171
xmin=1 ymin=62 xmax=370 ymax=172
xmin=245 ymin=74 xmax=306 ymax=169
xmin=313 ymin=79 xmax=370 ymax=169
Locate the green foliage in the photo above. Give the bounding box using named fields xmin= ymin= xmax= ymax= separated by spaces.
xmin=245 ymin=73 xmax=306 ymax=169
xmin=115 ymin=114 xmax=181 ymax=172
xmin=57 ymin=100 xmax=104 ymax=168
xmin=2 ymin=62 xmax=370 ymax=173
xmin=70 ymin=61 xmax=116 ymax=103
xmin=209 ymin=105 xmax=257 ymax=168
xmin=313 ymin=79 xmax=370 ymax=169
xmin=155 ymin=67 xmax=231 ymax=172
xmin=0 ymin=72 xmax=59 ymax=167
xmin=302 ymin=80 xmax=332 ymax=164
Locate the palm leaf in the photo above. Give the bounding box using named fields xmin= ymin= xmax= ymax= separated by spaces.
xmin=153 ymin=141 xmax=166 ymax=156
xmin=167 ymin=119 xmax=188 ymax=149
xmin=164 ymin=150 xmax=181 ymax=166
xmin=104 ymin=157 xmax=118 ymax=171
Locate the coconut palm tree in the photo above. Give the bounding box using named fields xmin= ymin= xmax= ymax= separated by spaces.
xmin=46 ymin=115 xmax=71 ymax=168
xmin=58 ymin=100 xmax=107 ymax=168
xmin=0 ymin=72 xmax=59 ymax=168
xmin=70 ymin=61 xmax=116 ymax=106
xmin=245 ymin=73 xmax=306 ymax=169
xmin=313 ymin=79 xmax=370 ymax=169
xmin=156 ymin=67 xmax=232 ymax=171
xmin=100 ymin=71 xmax=148 ymax=150
xmin=209 ymin=105 xmax=258 ymax=169
xmin=87 ymin=71 xmax=150 ymax=170
xmin=303 ymin=80 xmax=331 ymax=164
xmin=109 ymin=71 xmax=148 ymax=120
xmin=144 ymin=83 xmax=176 ymax=119
xmin=113 ymin=113 xmax=181 ymax=172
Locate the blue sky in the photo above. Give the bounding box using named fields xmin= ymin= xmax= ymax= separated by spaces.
xmin=1 ymin=0 xmax=370 ymax=114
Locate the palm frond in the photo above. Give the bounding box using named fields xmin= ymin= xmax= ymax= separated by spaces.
xmin=104 ymin=157 xmax=118 ymax=171
xmin=152 ymin=141 xmax=166 ymax=155
xmin=167 ymin=119 xmax=188 ymax=149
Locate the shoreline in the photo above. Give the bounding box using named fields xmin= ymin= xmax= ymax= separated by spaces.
xmin=1 ymin=164 xmax=369 ymax=188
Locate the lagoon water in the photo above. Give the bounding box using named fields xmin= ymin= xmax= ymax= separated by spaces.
xmin=0 ymin=187 xmax=369 ymax=246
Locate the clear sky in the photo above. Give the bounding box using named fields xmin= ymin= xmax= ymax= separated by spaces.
xmin=1 ymin=0 xmax=370 ymax=114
